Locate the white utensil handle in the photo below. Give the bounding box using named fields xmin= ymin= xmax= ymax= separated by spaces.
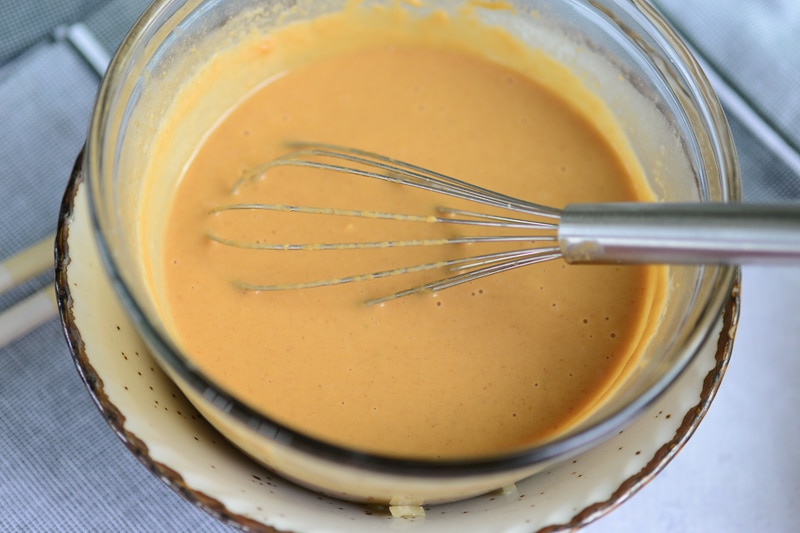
xmin=0 ymin=288 xmax=58 ymax=348
xmin=0 ymin=234 xmax=55 ymax=296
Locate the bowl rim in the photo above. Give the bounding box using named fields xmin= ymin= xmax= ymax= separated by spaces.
xmin=81 ymin=0 xmax=741 ymax=477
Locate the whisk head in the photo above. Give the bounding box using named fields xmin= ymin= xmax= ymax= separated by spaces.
xmin=209 ymin=142 xmax=564 ymax=304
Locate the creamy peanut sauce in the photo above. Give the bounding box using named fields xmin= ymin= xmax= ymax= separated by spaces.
xmin=151 ymin=2 xmax=667 ymax=459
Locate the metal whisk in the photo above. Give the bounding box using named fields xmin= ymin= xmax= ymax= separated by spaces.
xmin=210 ymin=142 xmax=800 ymax=304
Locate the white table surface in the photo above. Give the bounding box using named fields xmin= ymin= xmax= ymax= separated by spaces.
xmin=586 ymin=265 xmax=800 ymax=532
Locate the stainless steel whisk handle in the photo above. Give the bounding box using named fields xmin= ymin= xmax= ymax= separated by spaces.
xmin=559 ymin=203 xmax=800 ymax=265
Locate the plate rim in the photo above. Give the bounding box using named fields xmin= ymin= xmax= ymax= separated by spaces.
xmin=55 ymin=151 xmax=741 ymax=533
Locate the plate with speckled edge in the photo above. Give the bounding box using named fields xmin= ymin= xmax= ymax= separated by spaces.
xmin=56 ymin=152 xmax=740 ymax=532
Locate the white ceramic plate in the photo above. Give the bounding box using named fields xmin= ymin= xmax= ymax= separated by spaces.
xmin=55 ymin=155 xmax=740 ymax=532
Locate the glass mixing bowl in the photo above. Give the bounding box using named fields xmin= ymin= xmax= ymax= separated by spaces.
xmin=84 ymin=0 xmax=739 ymax=505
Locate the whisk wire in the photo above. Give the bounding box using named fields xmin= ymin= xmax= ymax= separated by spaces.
xmin=367 ymin=247 xmax=562 ymax=305
xmin=213 ymin=142 xmax=568 ymax=303
xmin=232 ymin=245 xmax=561 ymax=305
xmin=436 ymin=207 xmax=558 ymax=229
xmin=234 ymin=142 xmax=563 ymax=219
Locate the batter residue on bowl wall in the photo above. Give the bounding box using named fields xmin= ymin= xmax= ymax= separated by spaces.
xmin=144 ymin=0 xmax=668 ymax=459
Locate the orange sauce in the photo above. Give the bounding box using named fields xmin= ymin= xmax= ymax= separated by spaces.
xmin=151 ymin=3 xmax=667 ymax=459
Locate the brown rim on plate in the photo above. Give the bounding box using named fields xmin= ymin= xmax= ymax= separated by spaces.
xmin=55 ymin=151 xmax=741 ymax=533
xmin=55 ymin=152 xmax=274 ymax=532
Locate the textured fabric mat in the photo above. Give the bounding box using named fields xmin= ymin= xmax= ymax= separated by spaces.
xmin=1 ymin=1 xmax=798 ymax=531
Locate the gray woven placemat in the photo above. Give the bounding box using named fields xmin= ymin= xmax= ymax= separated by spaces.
xmin=1 ymin=1 xmax=798 ymax=531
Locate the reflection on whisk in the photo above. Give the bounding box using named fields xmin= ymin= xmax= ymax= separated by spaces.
xmin=209 ymin=142 xmax=800 ymax=304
